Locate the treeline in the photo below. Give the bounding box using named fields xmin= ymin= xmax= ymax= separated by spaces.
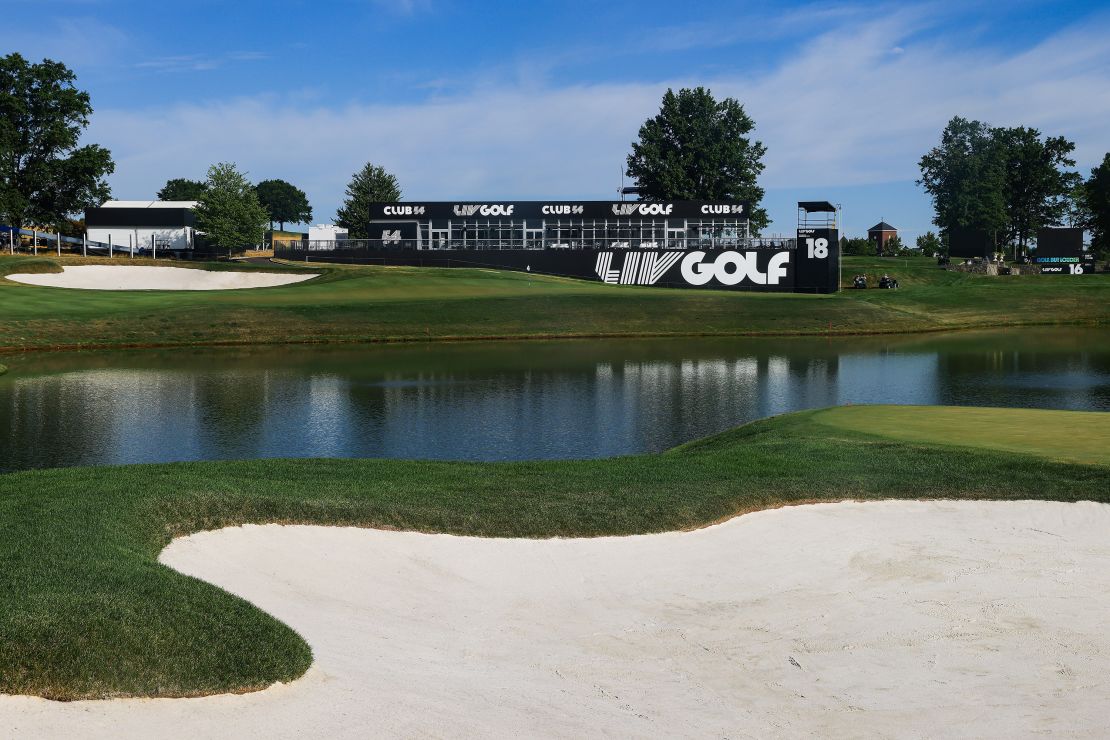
xmin=0 ymin=51 xmax=405 ymax=252
xmin=918 ymin=117 xmax=1109 ymax=259
xmin=155 ymin=161 xmax=401 ymax=250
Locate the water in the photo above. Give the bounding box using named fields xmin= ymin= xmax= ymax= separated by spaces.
xmin=0 ymin=328 xmax=1107 ymax=471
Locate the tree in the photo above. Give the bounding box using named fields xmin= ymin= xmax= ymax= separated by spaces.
xmin=336 ymin=163 xmax=401 ymax=239
xmin=157 ymin=178 xmax=207 ymax=201
xmin=917 ymin=231 xmax=943 ymax=255
xmin=0 ymin=53 xmax=114 ymax=230
xmin=194 ymin=163 xmax=269 ymax=252
xmin=1082 ymin=153 xmax=1110 ymax=260
xmin=841 ymin=237 xmax=876 ymax=256
xmin=917 ymin=117 xmax=1007 ymax=246
xmin=626 ymin=87 xmax=769 ymax=231
xmin=883 ymin=234 xmax=907 ymax=255
xmin=255 ymin=179 xmax=312 ymax=231
xmin=995 ymin=126 xmax=1078 ymax=258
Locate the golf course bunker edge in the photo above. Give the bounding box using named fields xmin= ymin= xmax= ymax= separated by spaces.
xmin=6 ymin=499 xmax=1109 ymax=738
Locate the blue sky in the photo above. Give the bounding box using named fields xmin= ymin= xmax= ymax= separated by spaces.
xmin=8 ymin=0 xmax=1110 ymax=237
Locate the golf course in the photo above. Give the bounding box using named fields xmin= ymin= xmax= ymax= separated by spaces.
xmin=0 ymin=404 xmax=1108 ymax=701
xmin=0 ymin=254 xmax=1108 ymax=351
xmin=0 ymin=258 xmax=1107 ymax=708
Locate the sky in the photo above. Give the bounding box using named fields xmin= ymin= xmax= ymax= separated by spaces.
xmin=6 ymin=0 xmax=1110 ymax=239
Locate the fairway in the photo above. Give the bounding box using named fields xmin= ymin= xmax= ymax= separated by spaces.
xmin=811 ymin=405 xmax=1110 ymax=465
xmin=0 ymin=254 xmax=1107 ymax=351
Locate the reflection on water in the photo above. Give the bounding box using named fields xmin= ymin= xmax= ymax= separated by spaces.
xmin=0 ymin=328 xmax=1107 ymax=471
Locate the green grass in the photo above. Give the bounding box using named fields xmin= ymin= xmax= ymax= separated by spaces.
xmin=0 ymin=405 xmax=1107 ymax=700
xmin=812 ymin=405 xmax=1110 ymax=465
xmin=0 ymin=254 xmax=1106 ymax=352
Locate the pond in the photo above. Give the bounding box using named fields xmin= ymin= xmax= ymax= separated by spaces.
xmin=0 ymin=328 xmax=1107 ymax=472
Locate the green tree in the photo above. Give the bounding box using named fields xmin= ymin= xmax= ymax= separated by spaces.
xmin=157 ymin=178 xmax=207 ymax=201
xmin=194 ymin=163 xmax=269 ymax=252
xmin=626 ymin=87 xmax=769 ymax=231
xmin=916 ymin=231 xmax=943 ymax=255
xmin=255 ymin=179 xmax=312 ymax=231
xmin=0 ymin=53 xmax=114 ymax=230
xmin=883 ymin=234 xmax=907 ymax=255
xmin=995 ymin=126 xmax=1078 ymax=258
xmin=335 ymin=163 xmax=401 ymax=239
xmin=1082 ymin=153 xmax=1110 ymax=260
xmin=841 ymin=237 xmax=876 ymax=256
xmin=917 ymin=117 xmax=1007 ymax=246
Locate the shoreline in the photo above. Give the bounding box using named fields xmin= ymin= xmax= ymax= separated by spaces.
xmin=0 ymin=317 xmax=1105 ymax=358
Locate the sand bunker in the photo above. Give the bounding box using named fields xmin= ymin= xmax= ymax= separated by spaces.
xmin=5 ymin=500 xmax=1110 ymax=738
xmin=5 ymin=265 xmax=318 ymax=290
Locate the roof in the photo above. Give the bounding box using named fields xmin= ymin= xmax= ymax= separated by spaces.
xmin=101 ymin=200 xmax=199 ymax=209
xmin=798 ymin=201 xmax=837 ymax=213
xmin=868 ymin=221 xmax=897 ymax=232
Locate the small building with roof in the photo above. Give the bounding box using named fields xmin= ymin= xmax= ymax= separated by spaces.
xmin=85 ymin=200 xmax=198 ymax=254
xmin=867 ymin=221 xmax=898 ymax=255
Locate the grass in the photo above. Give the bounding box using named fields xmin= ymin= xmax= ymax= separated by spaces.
xmin=0 ymin=253 xmax=1106 ymax=352
xmin=812 ymin=406 xmax=1110 ymax=465
xmin=0 ymin=405 xmax=1107 ymax=700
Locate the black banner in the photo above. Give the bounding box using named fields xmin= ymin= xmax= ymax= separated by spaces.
xmin=275 ymin=244 xmax=843 ymax=293
xmin=1038 ymin=258 xmax=1095 ymax=275
xmin=369 ymin=201 xmax=753 ymax=221
xmin=795 ymin=227 xmax=839 ymax=292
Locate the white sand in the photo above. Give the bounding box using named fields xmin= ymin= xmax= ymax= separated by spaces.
xmin=5 ymin=265 xmax=318 ymax=290
xmin=4 ymin=500 xmax=1110 ymax=738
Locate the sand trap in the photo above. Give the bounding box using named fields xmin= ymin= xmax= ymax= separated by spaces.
xmin=5 ymin=500 xmax=1110 ymax=738
xmin=5 ymin=265 xmax=318 ymax=290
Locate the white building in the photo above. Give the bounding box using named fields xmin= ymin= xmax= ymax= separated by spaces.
xmin=85 ymin=200 xmax=198 ymax=252
xmin=308 ymin=224 xmax=349 ymax=243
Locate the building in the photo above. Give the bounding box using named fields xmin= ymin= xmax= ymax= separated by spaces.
xmin=867 ymin=221 xmax=898 ymax=255
xmin=308 ymin=224 xmax=348 ymax=243
xmin=275 ymin=200 xmax=841 ymax=294
xmin=85 ymin=201 xmax=197 ymax=253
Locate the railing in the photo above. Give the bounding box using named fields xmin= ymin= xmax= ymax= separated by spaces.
xmin=278 ymin=237 xmax=797 ymax=253
xmin=0 ymin=225 xmax=115 ymax=256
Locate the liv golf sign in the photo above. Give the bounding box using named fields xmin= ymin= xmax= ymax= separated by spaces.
xmin=595 ymin=250 xmax=791 ymax=287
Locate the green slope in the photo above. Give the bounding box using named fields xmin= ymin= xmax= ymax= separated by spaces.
xmin=0 ymin=405 xmax=1106 ymax=700
xmin=0 ymin=254 xmax=1106 ymax=351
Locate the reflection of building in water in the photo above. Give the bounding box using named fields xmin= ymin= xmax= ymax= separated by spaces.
xmin=2 ymin=335 xmax=1105 ymax=471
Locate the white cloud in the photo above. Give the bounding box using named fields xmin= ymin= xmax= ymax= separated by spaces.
xmin=85 ymin=10 xmax=1110 ymax=232
xmin=135 ymin=51 xmax=269 ymax=73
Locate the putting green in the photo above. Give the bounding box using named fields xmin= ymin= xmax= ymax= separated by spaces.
xmin=811 ymin=405 xmax=1110 ymax=465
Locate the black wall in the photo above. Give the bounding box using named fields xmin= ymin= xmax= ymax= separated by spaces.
xmin=948 ymin=226 xmax=993 ymax=258
xmin=275 ymin=244 xmax=840 ymax=293
xmin=1035 ymin=227 xmax=1084 ymax=258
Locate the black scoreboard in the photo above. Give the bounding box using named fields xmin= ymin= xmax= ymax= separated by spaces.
xmin=1035 ymin=228 xmax=1094 ymax=275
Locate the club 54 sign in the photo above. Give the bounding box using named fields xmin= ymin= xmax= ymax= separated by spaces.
xmin=595 ymin=250 xmax=791 ymax=287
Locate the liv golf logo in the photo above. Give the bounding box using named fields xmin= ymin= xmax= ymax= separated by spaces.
xmin=595 ymin=251 xmax=791 ymax=287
